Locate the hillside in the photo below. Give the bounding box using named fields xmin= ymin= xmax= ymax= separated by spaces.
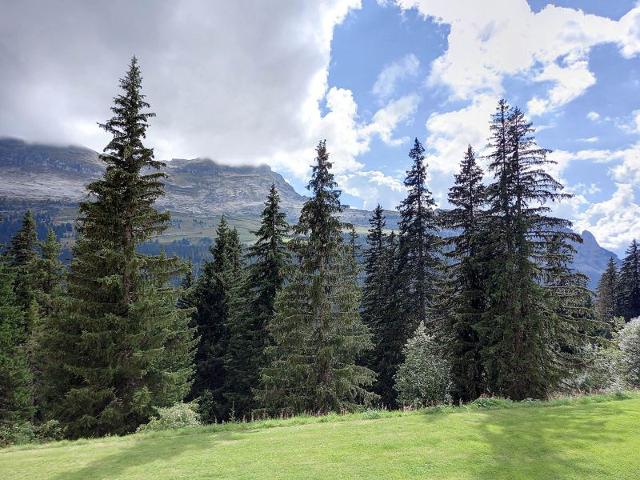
xmin=0 ymin=137 xmax=619 ymax=287
xmin=1 ymin=393 xmax=639 ymax=479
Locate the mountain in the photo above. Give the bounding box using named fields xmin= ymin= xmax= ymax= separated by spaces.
xmin=0 ymin=137 xmax=305 ymax=215
xmin=0 ymin=137 xmax=618 ymax=288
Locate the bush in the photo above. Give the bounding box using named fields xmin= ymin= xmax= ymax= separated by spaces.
xmin=0 ymin=421 xmax=35 ymax=447
xmin=619 ymin=317 xmax=640 ymax=388
xmin=570 ymin=344 xmax=622 ymax=392
xmin=136 ymin=402 xmax=202 ymax=433
xmin=35 ymin=420 xmax=65 ymax=442
xmin=394 ymin=321 xmax=452 ymax=408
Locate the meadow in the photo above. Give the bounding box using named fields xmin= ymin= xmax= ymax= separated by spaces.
xmin=2 ymin=393 xmax=639 ymax=480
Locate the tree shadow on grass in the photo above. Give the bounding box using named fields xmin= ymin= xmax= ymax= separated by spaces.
xmin=51 ymin=430 xmax=240 ymax=480
xmin=473 ymin=400 xmax=633 ymax=479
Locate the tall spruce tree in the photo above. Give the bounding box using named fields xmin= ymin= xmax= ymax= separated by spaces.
xmin=223 ymin=185 xmax=290 ymax=419
xmin=8 ymin=210 xmax=38 ymax=336
xmin=479 ymin=101 xmax=584 ymax=399
xmin=0 ymin=259 xmax=33 ymax=435
xmin=596 ymin=257 xmax=620 ymax=338
xmin=30 ymin=229 xmax=65 ymax=419
xmin=361 ymin=206 xmax=403 ymax=406
xmin=44 ymin=58 xmax=195 ymax=438
xmin=362 ymin=205 xmax=387 ymax=335
xmin=396 ymin=138 xmax=441 ymax=335
xmin=441 ymin=145 xmax=487 ymax=401
xmin=259 ymin=140 xmax=375 ymax=415
xmin=190 ymin=217 xmax=243 ymax=422
xmin=617 ymin=239 xmax=640 ymax=321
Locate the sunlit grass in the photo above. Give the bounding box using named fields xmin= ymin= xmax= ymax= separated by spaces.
xmin=2 ymin=392 xmax=639 ymax=479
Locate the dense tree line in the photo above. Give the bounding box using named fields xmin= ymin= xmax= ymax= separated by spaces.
xmin=1 ymin=58 xmax=635 ymax=443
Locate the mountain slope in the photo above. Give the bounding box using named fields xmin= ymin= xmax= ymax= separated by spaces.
xmin=0 ymin=137 xmax=618 ymax=287
xmin=0 ymin=137 xmax=305 ymax=215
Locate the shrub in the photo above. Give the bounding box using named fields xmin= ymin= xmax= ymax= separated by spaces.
xmin=619 ymin=317 xmax=640 ymax=388
xmin=36 ymin=420 xmax=65 ymax=442
xmin=136 ymin=402 xmax=201 ymax=433
xmin=0 ymin=421 xmax=35 ymax=447
xmin=394 ymin=321 xmax=452 ymax=408
xmin=570 ymin=344 xmax=622 ymax=392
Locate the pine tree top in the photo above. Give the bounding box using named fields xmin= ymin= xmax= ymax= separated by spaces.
xmin=296 ymin=140 xmax=344 ymax=262
xmin=9 ymin=210 xmax=37 ymax=267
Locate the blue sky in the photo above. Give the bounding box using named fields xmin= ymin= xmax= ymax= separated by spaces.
xmin=306 ymin=0 xmax=640 ymax=254
xmin=1 ymin=0 xmax=639 ymax=253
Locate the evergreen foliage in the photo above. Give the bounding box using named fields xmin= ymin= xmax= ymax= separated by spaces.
xmin=259 ymin=140 xmax=375 ymax=415
xmin=595 ymin=257 xmax=619 ymax=338
xmin=396 ymin=138 xmax=441 ymax=335
xmin=42 ymin=58 xmax=195 ymax=438
xmin=479 ymin=101 xmax=585 ymax=400
xmin=190 ymin=217 xmax=243 ymax=422
xmin=440 ymin=145 xmax=488 ymax=401
xmin=617 ymin=240 xmax=640 ymax=321
xmin=30 ymin=229 xmax=65 ymax=419
xmin=361 ymin=207 xmax=404 ymax=407
xmin=8 ymin=210 xmax=38 ymax=336
xmin=223 ymin=185 xmax=290 ymax=419
xmin=0 ymin=258 xmax=33 ymax=432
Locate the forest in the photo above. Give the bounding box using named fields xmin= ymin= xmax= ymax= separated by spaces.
xmin=1 ymin=58 xmax=639 ymax=445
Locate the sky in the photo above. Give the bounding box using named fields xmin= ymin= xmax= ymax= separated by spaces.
xmin=0 ymin=0 xmax=639 ymax=254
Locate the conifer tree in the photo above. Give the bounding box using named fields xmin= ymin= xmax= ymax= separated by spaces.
xmin=441 ymin=145 xmax=487 ymax=401
xmin=190 ymin=217 xmax=243 ymax=422
xmin=44 ymin=58 xmax=195 ymax=438
xmin=223 ymin=185 xmax=290 ymax=419
xmin=8 ymin=210 xmax=38 ymax=336
xmin=259 ymin=140 xmax=375 ymax=415
xmin=361 ymin=206 xmax=402 ymax=406
xmin=596 ymin=257 xmax=620 ymax=338
xmin=396 ymin=138 xmax=441 ymax=335
xmin=479 ymin=101 xmax=583 ymax=399
xmin=617 ymin=239 xmax=640 ymax=321
xmin=30 ymin=229 xmax=65 ymax=418
xmin=362 ymin=205 xmax=387 ymax=335
xmin=0 ymin=258 xmax=33 ymax=434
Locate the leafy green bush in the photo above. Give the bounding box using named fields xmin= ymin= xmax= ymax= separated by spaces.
xmin=570 ymin=344 xmax=623 ymax=392
xmin=394 ymin=321 xmax=452 ymax=408
xmin=136 ymin=403 xmax=201 ymax=433
xmin=36 ymin=420 xmax=65 ymax=442
xmin=619 ymin=317 xmax=640 ymax=387
xmin=0 ymin=421 xmax=35 ymax=447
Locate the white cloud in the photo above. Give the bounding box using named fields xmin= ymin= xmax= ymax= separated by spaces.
xmin=587 ymin=111 xmax=601 ymax=121
xmin=423 ymin=94 xmax=496 ymax=174
xmin=578 ymin=136 xmax=599 ymax=143
xmin=393 ymin=0 xmax=640 ymax=114
xmin=527 ymin=60 xmax=596 ymax=116
xmin=337 ymin=170 xmax=406 ymax=209
xmin=575 ymin=183 xmax=640 ymax=251
xmin=361 ymin=93 xmax=420 ymax=146
xmin=372 ymin=53 xmax=420 ymax=100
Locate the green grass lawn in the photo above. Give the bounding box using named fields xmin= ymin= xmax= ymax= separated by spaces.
xmin=2 ymin=393 xmax=640 ymax=480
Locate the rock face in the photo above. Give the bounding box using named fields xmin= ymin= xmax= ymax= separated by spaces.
xmin=0 ymin=137 xmax=305 ymax=215
xmin=0 ymin=137 xmax=619 ymax=288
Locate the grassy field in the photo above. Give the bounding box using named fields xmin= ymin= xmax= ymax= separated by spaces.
xmin=2 ymin=393 xmax=640 ymax=480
